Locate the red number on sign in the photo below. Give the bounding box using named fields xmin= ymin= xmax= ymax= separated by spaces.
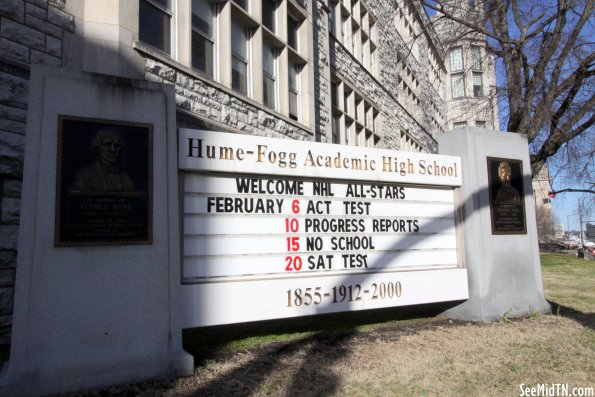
xmin=286 ymin=237 xmax=300 ymax=251
xmin=285 ymin=218 xmax=299 ymax=233
xmin=292 ymin=200 xmax=300 ymax=214
xmin=285 ymin=256 xmax=303 ymax=271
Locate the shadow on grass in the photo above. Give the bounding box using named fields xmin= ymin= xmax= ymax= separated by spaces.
xmin=186 ymin=330 xmax=353 ymax=396
xmin=183 ymin=301 xmax=461 ymax=365
xmin=547 ymin=300 xmax=595 ymax=330
xmin=181 ymin=302 xmax=463 ymax=395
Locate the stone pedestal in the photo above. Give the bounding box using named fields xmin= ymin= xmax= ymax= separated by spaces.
xmin=438 ymin=128 xmax=550 ymax=321
xmin=0 ymin=66 xmax=193 ymax=397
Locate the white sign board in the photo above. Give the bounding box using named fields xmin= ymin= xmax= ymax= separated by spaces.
xmin=178 ymin=129 xmax=468 ymax=327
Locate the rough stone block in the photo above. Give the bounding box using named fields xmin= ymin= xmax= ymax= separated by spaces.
xmin=26 ymin=0 xmax=48 ymax=10
xmin=0 ymin=71 xmax=29 ymax=107
xmin=0 ymin=132 xmax=24 ymax=178
xmin=0 ymin=129 xmax=25 ymax=153
xmin=1 ymin=197 xmax=20 ymax=224
xmin=0 ymin=119 xmax=26 ymax=135
xmin=31 ymin=49 xmax=61 ymax=66
xmin=0 ymin=164 xmax=23 ymax=182
xmin=144 ymin=71 xmax=163 ymax=84
xmin=0 ymin=249 xmax=16 ymax=266
xmin=0 ymin=287 xmax=14 ymax=315
xmin=1 ymin=17 xmax=46 ymax=51
xmin=45 ymin=34 xmax=61 ymax=57
xmin=0 ymin=104 xmax=27 ymax=124
xmin=2 ymin=178 xmax=22 ymax=198
xmin=0 ymin=0 xmax=24 ymax=23
xmin=25 ymin=2 xmax=46 ymax=19
xmin=0 ymin=38 xmax=30 ymax=64
xmin=158 ymin=64 xmax=176 ymax=82
xmin=0 ymin=225 xmax=18 ymax=250
xmin=0 ymin=314 xmax=11 ymax=328
xmin=0 ymin=324 xmax=12 ymax=346
xmin=145 ymin=58 xmax=159 ymax=73
xmin=47 ymin=4 xmax=73 ymax=31
xmin=175 ymin=94 xmax=190 ymax=110
xmin=25 ymin=13 xmax=63 ymax=38
xmin=176 ymin=73 xmax=190 ymax=88
xmin=49 ymin=0 xmax=65 ymax=8
xmin=0 ymin=268 xmax=15 ymax=287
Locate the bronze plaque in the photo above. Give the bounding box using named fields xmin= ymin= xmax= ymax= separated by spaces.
xmin=55 ymin=116 xmax=153 ymax=246
xmin=487 ymin=157 xmax=526 ymax=235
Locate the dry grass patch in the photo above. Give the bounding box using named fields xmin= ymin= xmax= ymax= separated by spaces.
xmin=153 ymin=314 xmax=593 ymax=397
xmin=334 ymin=316 xmax=593 ymax=397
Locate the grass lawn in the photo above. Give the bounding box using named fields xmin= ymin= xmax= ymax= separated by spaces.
xmin=541 ymin=253 xmax=595 ymax=315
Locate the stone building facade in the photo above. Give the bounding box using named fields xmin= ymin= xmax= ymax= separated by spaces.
xmin=0 ymin=0 xmax=74 ymax=345
xmin=0 ymin=0 xmax=496 ymax=345
xmin=433 ymin=0 xmax=499 ymax=130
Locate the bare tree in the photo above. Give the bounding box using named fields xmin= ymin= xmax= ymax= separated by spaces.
xmin=424 ymin=0 xmax=594 ymax=197
xmin=535 ymin=204 xmax=556 ymax=242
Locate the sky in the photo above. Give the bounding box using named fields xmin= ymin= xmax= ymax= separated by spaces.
xmin=552 ymin=193 xmax=586 ymax=233
xmin=550 ymin=184 xmax=594 ymax=233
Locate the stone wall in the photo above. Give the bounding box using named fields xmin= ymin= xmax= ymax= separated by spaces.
xmin=0 ymin=0 xmax=74 ymax=345
xmin=144 ymin=57 xmax=314 ymax=142
xmin=329 ymin=0 xmax=440 ymax=153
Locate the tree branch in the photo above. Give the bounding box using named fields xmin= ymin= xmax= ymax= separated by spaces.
xmin=550 ymin=188 xmax=595 ymax=194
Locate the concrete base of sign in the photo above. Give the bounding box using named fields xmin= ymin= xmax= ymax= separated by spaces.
xmin=437 ymin=128 xmax=551 ymax=321
xmin=0 ymin=66 xmax=193 ymax=397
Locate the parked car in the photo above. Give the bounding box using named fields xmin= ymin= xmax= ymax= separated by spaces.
xmin=564 ymin=240 xmax=579 ymax=249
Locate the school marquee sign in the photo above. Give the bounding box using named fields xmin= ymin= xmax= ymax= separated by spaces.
xmin=177 ymin=129 xmax=468 ymax=327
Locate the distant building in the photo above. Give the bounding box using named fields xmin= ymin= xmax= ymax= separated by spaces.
xmin=432 ymin=0 xmax=499 ymax=130
xmin=532 ymin=166 xmax=556 ymax=241
xmin=554 ymin=224 xmax=564 ymax=240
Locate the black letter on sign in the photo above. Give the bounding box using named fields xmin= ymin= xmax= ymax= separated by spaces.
xmin=188 ymin=138 xmax=203 ymax=158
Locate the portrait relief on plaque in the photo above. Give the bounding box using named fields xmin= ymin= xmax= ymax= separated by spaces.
xmin=487 ymin=157 xmax=527 ymax=235
xmin=55 ymin=116 xmax=153 ymax=246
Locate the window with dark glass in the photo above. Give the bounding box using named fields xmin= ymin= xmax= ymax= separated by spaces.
xmin=231 ymin=20 xmax=249 ymax=95
xmin=329 ymin=0 xmax=336 ymax=36
xmin=331 ymin=79 xmax=340 ymax=143
xmin=343 ymin=88 xmax=350 ymax=114
xmin=233 ymin=0 xmax=248 ymax=11
xmin=450 ymin=47 xmax=463 ymax=72
xmin=192 ymin=0 xmax=215 ymax=77
xmin=139 ymin=0 xmax=171 ymax=54
xmin=471 ymin=46 xmax=482 ymax=70
xmin=287 ymin=16 xmax=299 ymax=50
xmin=331 ymin=81 xmax=339 ymax=108
xmin=288 ymin=62 xmax=300 ymax=120
xmin=263 ymin=44 xmax=277 ymax=109
xmin=262 ymin=0 xmax=277 ymax=32
xmin=451 ymin=74 xmax=465 ymax=98
xmin=351 ymin=22 xmax=357 ymax=56
xmin=473 ymin=72 xmax=483 ymax=97
xmin=332 ymin=114 xmax=340 ymax=143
